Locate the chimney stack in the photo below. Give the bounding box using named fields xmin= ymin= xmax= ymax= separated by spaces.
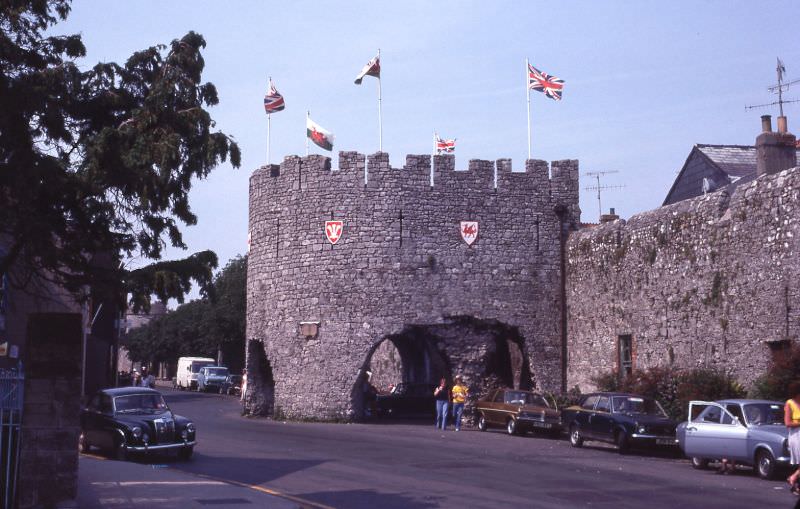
xmin=599 ymin=207 xmax=620 ymax=224
xmin=756 ymin=115 xmax=797 ymax=176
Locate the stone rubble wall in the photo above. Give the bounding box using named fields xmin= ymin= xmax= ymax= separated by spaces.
xmin=247 ymin=152 xmax=580 ymax=420
xmin=566 ymin=166 xmax=800 ymax=390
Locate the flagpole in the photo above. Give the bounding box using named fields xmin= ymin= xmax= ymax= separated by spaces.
xmin=377 ymin=48 xmax=383 ymax=152
xmin=431 ymin=132 xmax=436 ymax=186
xmin=306 ymin=110 xmax=310 ymax=156
xmin=526 ymin=58 xmax=531 ymax=160
xmin=267 ymin=113 xmax=271 ymax=165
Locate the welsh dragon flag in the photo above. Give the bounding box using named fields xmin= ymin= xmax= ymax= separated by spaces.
xmin=306 ymin=116 xmax=334 ymax=151
xmin=354 ymin=53 xmax=380 ymax=85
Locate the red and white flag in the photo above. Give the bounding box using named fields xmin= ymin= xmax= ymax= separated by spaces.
xmin=354 ymin=53 xmax=381 ymax=84
xmin=527 ymin=62 xmax=564 ymax=101
xmin=435 ymin=133 xmax=456 ymax=154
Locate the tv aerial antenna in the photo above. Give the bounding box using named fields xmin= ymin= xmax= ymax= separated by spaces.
xmin=745 ymin=57 xmax=800 ymax=114
xmin=584 ymin=170 xmax=625 ymax=220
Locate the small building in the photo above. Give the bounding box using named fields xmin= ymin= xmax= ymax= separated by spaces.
xmin=663 ymin=143 xmax=800 ymax=206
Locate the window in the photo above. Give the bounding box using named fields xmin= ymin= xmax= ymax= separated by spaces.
xmin=596 ymin=396 xmax=610 ymax=413
xmin=618 ymin=335 xmax=633 ymax=378
xmin=493 ymin=391 xmax=504 ymax=403
xmin=582 ymin=395 xmax=599 ymax=410
xmin=695 ymin=405 xmax=722 ymax=423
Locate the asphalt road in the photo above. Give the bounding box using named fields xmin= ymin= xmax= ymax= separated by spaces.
xmin=146 ymin=388 xmax=798 ymax=509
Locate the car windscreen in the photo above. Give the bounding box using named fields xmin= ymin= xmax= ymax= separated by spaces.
xmin=743 ymin=403 xmax=784 ymax=425
xmin=114 ymin=394 xmax=168 ymax=414
xmin=611 ymin=396 xmax=667 ymax=417
xmin=206 ymin=368 xmax=229 ymax=376
xmin=505 ymin=391 xmax=549 ymax=407
xmin=191 ymin=363 xmax=213 ymax=373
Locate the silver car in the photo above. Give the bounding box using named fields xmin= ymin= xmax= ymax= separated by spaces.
xmin=676 ymin=399 xmax=789 ymax=479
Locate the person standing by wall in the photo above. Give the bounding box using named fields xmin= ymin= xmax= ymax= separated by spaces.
xmin=450 ymin=375 xmax=469 ymax=432
xmin=785 ymin=382 xmax=800 ymax=493
xmin=433 ymin=377 xmax=449 ymax=430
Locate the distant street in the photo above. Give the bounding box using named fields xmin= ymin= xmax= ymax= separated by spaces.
xmin=126 ymin=389 xmax=797 ymax=508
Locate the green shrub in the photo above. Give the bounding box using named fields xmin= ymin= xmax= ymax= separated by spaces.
xmin=589 ymin=366 xmax=744 ymax=421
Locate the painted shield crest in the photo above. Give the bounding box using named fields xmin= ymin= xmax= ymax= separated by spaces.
xmin=325 ymin=220 xmax=344 ymax=245
xmin=460 ymin=221 xmax=478 ymax=246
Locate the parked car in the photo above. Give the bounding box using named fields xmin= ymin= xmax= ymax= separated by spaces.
xmin=676 ymin=399 xmax=789 ymax=479
xmin=220 ymin=374 xmax=243 ymax=396
xmin=561 ymin=392 xmax=678 ymax=453
xmin=79 ymin=387 xmax=196 ymax=461
xmin=196 ymin=366 xmax=229 ymax=392
xmin=475 ymin=388 xmax=561 ymax=435
xmin=176 ymin=356 xmax=215 ymax=390
xmin=375 ymin=383 xmax=436 ymax=418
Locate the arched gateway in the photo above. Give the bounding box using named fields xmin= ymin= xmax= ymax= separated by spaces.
xmin=246 ymin=152 xmax=579 ymax=420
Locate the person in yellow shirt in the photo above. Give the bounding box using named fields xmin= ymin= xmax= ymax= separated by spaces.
xmin=450 ymin=375 xmax=469 ymax=431
xmin=785 ymin=382 xmax=800 ymax=492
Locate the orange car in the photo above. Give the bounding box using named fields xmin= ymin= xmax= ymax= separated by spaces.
xmin=476 ymin=389 xmax=561 ymax=436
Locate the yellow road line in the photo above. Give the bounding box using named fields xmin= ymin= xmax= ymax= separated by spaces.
xmin=191 ymin=472 xmax=337 ymax=509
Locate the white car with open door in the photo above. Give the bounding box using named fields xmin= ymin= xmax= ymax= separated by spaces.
xmin=676 ymin=399 xmax=790 ymax=479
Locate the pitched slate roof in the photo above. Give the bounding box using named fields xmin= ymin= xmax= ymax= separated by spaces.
xmin=694 ymin=144 xmax=758 ymax=178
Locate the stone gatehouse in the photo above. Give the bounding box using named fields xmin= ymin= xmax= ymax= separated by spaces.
xmin=246 ymin=152 xmax=580 ymax=420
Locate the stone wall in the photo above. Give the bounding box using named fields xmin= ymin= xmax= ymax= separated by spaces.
xmin=247 ymin=152 xmax=580 ymax=420
xmin=566 ymin=166 xmax=800 ymax=390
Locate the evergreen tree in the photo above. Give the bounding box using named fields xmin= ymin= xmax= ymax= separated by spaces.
xmin=0 ymin=0 xmax=240 ymax=309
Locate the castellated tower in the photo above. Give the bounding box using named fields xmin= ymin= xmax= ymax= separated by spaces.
xmin=246 ymin=151 xmax=580 ymax=421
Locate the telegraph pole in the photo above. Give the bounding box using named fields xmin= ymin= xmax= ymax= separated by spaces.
xmin=584 ymin=170 xmax=624 ymax=221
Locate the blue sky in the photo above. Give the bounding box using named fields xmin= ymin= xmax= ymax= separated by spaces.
xmin=56 ymin=0 xmax=800 ymax=297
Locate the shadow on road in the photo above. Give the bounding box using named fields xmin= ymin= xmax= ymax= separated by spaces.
xmin=299 ymin=489 xmax=443 ymax=509
xmin=169 ymin=454 xmax=326 ymax=487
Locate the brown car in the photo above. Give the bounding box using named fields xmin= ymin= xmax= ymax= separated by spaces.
xmin=476 ymin=389 xmax=562 ymax=436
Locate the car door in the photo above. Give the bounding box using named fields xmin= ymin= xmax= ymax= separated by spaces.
xmin=589 ymin=395 xmax=614 ymax=441
xmin=82 ymin=394 xmax=102 ymax=446
xmin=575 ymin=395 xmax=600 ymax=438
xmin=683 ymin=402 xmax=748 ymax=460
xmin=485 ymin=390 xmax=503 ymax=426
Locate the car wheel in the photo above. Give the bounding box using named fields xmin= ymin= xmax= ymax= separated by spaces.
xmin=506 ymin=418 xmax=517 ymax=436
xmin=569 ymin=424 xmax=584 ymax=448
xmin=78 ymin=432 xmax=90 ymax=453
xmin=756 ymin=449 xmax=776 ymax=480
xmin=690 ymin=457 xmax=709 ymax=470
xmin=615 ymin=430 xmax=629 ymax=454
xmin=478 ymin=415 xmax=487 ymax=432
xmin=179 ymin=446 xmax=194 ymax=461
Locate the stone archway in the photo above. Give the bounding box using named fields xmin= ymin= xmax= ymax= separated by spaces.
xmin=351 ymin=317 xmax=533 ymax=421
xmin=245 ymin=339 xmax=275 ymax=417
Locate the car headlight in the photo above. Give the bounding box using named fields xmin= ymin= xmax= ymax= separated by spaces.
xmin=637 ymin=426 xmax=647 ymax=434
xmin=186 ymin=423 xmax=195 ymax=433
xmin=131 ymin=426 xmax=142 ymax=439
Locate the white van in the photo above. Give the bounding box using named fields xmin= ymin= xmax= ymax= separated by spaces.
xmin=176 ymin=357 xmax=215 ymax=390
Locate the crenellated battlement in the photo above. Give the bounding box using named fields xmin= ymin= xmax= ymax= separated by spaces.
xmin=251 ymin=151 xmax=580 ymax=206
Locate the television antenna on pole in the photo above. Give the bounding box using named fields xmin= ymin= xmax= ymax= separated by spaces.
xmin=584 ymin=170 xmax=625 ymax=220
xmin=745 ymin=57 xmax=800 ymax=114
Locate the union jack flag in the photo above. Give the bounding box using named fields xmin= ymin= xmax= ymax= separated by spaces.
xmin=527 ymin=63 xmax=564 ymax=101
xmin=264 ymin=79 xmax=285 ymax=114
xmin=435 ymin=134 xmax=456 ymax=153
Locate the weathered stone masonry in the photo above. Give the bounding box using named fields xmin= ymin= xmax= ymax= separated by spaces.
xmin=247 ymin=152 xmax=579 ymax=420
xmin=566 ymin=165 xmax=800 ymax=389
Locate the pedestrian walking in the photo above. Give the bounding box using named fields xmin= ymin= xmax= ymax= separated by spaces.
xmin=433 ymin=377 xmax=449 ymax=430
xmin=450 ymin=375 xmax=469 ymax=431
xmin=139 ymin=366 xmax=155 ymax=388
xmin=785 ymin=381 xmax=800 ymax=495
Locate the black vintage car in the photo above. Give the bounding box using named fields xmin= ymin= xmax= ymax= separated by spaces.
xmin=375 ymin=383 xmax=436 ymax=418
xmin=79 ymin=387 xmax=196 ymax=460
xmin=561 ymin=392 xmax=678 ymax=453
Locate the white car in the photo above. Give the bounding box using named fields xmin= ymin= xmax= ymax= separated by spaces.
xmin=676 ymin=399 xmax=789 ymax=479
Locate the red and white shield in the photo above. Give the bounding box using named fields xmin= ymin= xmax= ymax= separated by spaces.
xmin=460 ymin=221 xmax=478 ymax=246
xmin=325 ymin=220 xmax=343 ymax=244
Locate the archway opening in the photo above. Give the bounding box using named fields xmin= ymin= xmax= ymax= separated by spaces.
xmin=245 ymin=339 xmax=275 ymax=417
xmin=352 ymin=317 xmax=533 ymax=422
